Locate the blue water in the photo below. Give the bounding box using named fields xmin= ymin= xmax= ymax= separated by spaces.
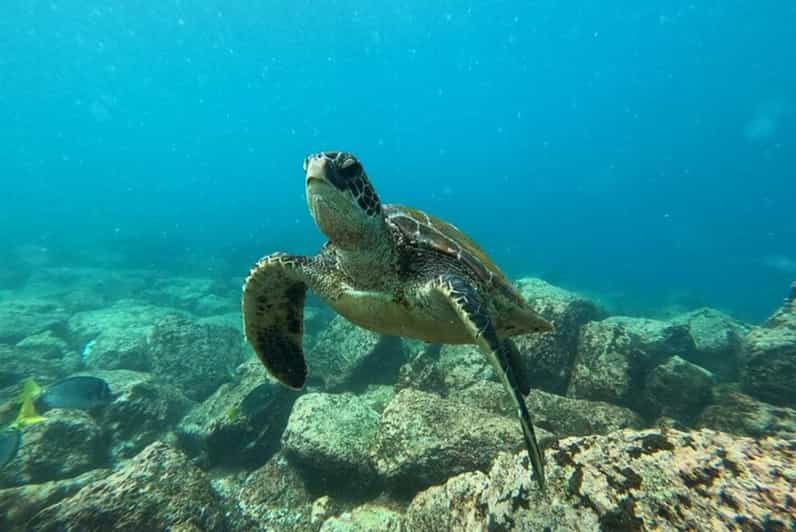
xmin=1 ymin=2 xmax=794 ymax=321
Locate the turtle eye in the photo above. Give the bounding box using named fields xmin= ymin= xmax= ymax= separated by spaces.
xmin=338 ymin=159 xmax=362 ymax=180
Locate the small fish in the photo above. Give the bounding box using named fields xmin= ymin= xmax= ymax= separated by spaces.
xmin=10 ymin=378 xmax=46 ymax=429
xmin=34 ymin=376 xmax=113 ymax=413
xmin=0 ymin=429 xmax=21 ymax=469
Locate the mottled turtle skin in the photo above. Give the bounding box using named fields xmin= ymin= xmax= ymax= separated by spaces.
xmin=242 ymin=151 xmax=553 ymax=490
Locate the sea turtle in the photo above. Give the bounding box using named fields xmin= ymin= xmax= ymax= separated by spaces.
xmin=242 ymin=151 xmax=553 ymax=490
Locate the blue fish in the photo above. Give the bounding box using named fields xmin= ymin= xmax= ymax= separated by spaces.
xmin=0 ymin=429 xmax=21 ymax=470
xmin=34 ymin=376 xmax=114 ymax=413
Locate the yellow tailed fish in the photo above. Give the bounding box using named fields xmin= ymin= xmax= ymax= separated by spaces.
xmin=10 ymin=378 xmax=46 ymax=429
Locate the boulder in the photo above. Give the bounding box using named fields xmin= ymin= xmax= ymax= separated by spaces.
xmin=139 ymin=275 xmax=221 ymax=311
xmin=403 ymin=429 xmax=795 ymax=531
xmin=643 ymin=356 xmax=714 ymax=421
xmin=15 ymin=330 xmax=70 ymax=360
xmin=670 ymin=307 xmax=750 ymax=379
xmin=66 ymin=301 xmax=186 ymax=371
xmin=0 ymin=409 xmax=106 ymax=488
xmin=740 ymin=324 xmax=796 ymax=408
xmin=320 ymin=505 xmax=402 ymax=532
xmin=513 ymin=278 xmax=603 ymax=393
xmin=0 ymin=469 xmax=110 ymax=530
xmin=307 ymin=316 xmax=408 ymax=390
xmin=234 ymin=452 xmax=315 ymax=532
xmin=454 ymin=383 xmax=644 ymax=437
xmin=67 ymin=300 xmax=183 ymax=343
xmin=88 ymin=370 xmax=194 ymax=460
xmin=358 ymin=384 xmax=395 ymax=414
xmin=435 ymin=344 xmax=496 ymax=392
xmin=193 ymin=293 xmax=236 ymax=316
xmin=177 ymin=358 xmax=299 ymax=468
xmin=21 ymin=267 xmax=152 ymax=309
xmin=395 ymin=344 xmax=447 ymax=395
xmin=370 ymin=388 xmax=552 ymax=493
xmin=282 ymin=392 xmax=379 ymax=487
xmin=80 ymin=327 xmax=151 ymax=371
xmin=0 ymin=344 xmax=79 ymax=392
xmin=27 ymin=442 xmax=228 ymax=531
xmin=766 ymin=281 xmax=796 ymax=330
xmin=0 ymin=298 xmax=68 ymax=343
xmin=567 ymin=316 xmax=696 ymax=407
xmin=147 ymin=315 xmax=243 ymax=401
xmin=697 ymin=385 xmax=796 ymax=440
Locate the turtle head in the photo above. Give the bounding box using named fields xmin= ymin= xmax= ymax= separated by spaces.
xmin=304 ymin=152 xmax=383 ymax=246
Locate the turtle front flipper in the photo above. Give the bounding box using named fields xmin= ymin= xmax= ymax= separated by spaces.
xmin=242 ymin=253 xmax=310 ymax=389
xmin=432 ymin=273 xmax=546 ymax=492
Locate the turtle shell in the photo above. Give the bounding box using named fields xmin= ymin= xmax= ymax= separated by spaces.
xmin=384 ymin=204 xmax=510 ymax=287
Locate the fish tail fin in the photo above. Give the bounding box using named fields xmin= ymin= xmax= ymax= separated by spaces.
xmin=10 ymin=378 xmax=46 ymax=429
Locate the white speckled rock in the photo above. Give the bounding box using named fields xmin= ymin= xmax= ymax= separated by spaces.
xmin=404 ymin=428 xmax=795 ymax=531
xmin=320 ymin=504 xmax=402 ymax=532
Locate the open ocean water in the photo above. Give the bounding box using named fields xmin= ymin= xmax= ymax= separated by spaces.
xmin=1 ymin=2 xmax=794 ymax=320
xmin=1 ymin=3 xmax=796 ymax=530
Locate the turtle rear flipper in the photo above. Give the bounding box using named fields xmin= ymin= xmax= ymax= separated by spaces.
xmin=433 ymin=273 xmax=546 ymax=492
xmin=242 ymin=253 xmax=310 ymax=389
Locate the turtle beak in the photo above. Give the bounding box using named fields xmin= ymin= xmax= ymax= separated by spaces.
xmin=304 ymin=153 xmax=332 ymax=185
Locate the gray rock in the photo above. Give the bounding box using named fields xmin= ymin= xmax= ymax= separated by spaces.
xmin=177 ymin=358 xmax=299 ymax=468
xmin=0 ymin=298 xmax=68 ymax=343
xmin=320 ymin=505 xmax=402 ymax=532
xmin=394 ymin=344 xmax=449 ymax=396
xmin=403 ymin=429 xmax=795 ymax=531
xmin=147 ymin=315 xmax=243 ymax=401
xmin=21 ymin=267 xmax=152 ymax=309
xmin=311 ymin=496 xmax=341 ymax=528
xmin=282 ymin=392 xmax=379 ymax=484
xmin=0 ymin=409 xmax=107 ymax=488
xmin=67 ymin=301 xmax=188 ymax=372
xmin=358 ymin=384 xmax=395 ymax=414
xmin=67 ymin=300 xmax=184 ymax=343
xmin=87 ymin=370 xmax=194 ymax=460
xmin=396 ymin=341 xmax=499 ymax=397
xmin=235 ymin=452 xmax=315 ymax=532
xmin=0 ymin=345 xmax=79 ymax=392
xmin=307 ymin=316 xmax=408 ymax=390
xmin=644 ymin=356 xmax=714 ymax=421
xmin=740 ymin=324 xmax=796 ymax=408
xmin=567 ymin=316 xmax=696 ymax=407
xmin=81 ymin=327 xmax=151 ymax=371
xmin=0 ymin=469 xmax=110 ymax=530
xmin=140 ymin=275 xmax=220 ymax=310
xmin=193 ymin=293 xmax=236 ymax=316
xmin=513 ymin=278 xmax=603 ymax=393
xmin=697 ymin=385 xmax=796 ymax=440
xmin=767 ymin=282 xmax=796 ymax=330
xmin=27 ymin=442 xmax=228 ymax=531
xmin=670 ymin=307 xmax=750 ymax=379
xmin=15 ymin=330 xmax=69 ymax=360
xmin=454 ymin=382 xmax=644 ymax=437
xmin=370 ymin=388 xmax=552 ymax=493
xmin=436 ymin=344 xmax=495 ymax=392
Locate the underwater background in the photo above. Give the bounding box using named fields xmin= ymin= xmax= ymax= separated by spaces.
xmin=2 ymin=3 xmax=796 ymax=530
xmin=1 ymin=1 xmax=794 ymax=322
